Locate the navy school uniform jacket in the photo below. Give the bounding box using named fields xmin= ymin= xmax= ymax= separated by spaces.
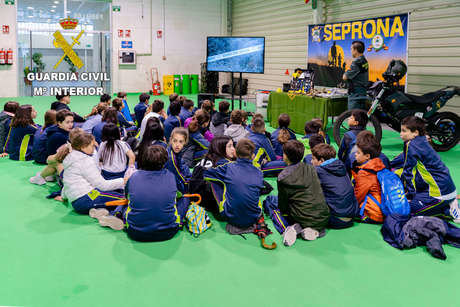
xmin=179 ymin=107 xmax=193 ymax=124
xmin=124 ymin=169 xmax=181 ymax=233
xmin=151 ymin=140 xmax=168 ymax=149
xmin=337 ymin=126 xmax=364 ymax=164
xmin=5 ymin=124 xmax=39 ymax=161
xmin=117 ymin=111 xmax=135 ymax=129
xmin=315 ymin=158 xmax=359 ymax=218
xmin=32 ymin=125 xmax=54 ymax=164
xmin=204 ymin=158 xmax=264 ymax=228
xmin=271 ymin=128 xmax=296 ymax=157
xmin=134 ymin=102 xmax=148 ymax=127
xmin=0 ymin=112 xmax=13 ymax=151
xmin=91 ymin=122 xmax=106 ymax=144
xmin=46 ymin=125 xmax=69 ymax=157
xmin=165 ymin=146 xmax=192 ymax=194
xmin=182 ymin=130 xmax=210 ymax=168
xmin=248 ymin=131 xmax=277 ymax=167
xmin=392 ymin=136 xmax=456 ymax=201
xmin=164 ymin=116 xmax=181 ymax=142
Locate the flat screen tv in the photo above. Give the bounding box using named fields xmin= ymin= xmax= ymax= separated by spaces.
xmin=206 ymin=36 xmax=265 ymax=74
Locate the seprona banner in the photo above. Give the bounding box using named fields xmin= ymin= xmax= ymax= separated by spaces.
xmin=307 ymin=13 xmax=409 ymax=88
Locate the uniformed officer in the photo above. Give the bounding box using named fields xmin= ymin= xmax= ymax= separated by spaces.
xmin=343 ymin=41 xmax=369 ymax=110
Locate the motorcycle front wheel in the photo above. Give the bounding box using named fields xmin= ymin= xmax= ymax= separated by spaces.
xmin=333 ymin=109 xmax=382 ymax=146
xmin=427 ymin=112 xmax=460 ymax=152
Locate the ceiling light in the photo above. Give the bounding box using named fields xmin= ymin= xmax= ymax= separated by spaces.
xmin=27 ymin=6 xmax=33 ymax=10
xmin=28 ymin=15 xmax=33 ymax=18
xmin=54 ymin=1 xmax=59 ymax=4
xmin=52 ymin=5 xmax=56 ymax=8
xmin=51 ymin=9 xmax=55 ymax=12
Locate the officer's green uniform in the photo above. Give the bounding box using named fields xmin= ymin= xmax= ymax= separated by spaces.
xmin=345 ymin=55 xmax=369 ymax=110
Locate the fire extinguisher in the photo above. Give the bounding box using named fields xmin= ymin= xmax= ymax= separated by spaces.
xmin=0 ymin=49 xmax=6 ymax=65
xmin=6 ymin=49 xmax=13 ymax=65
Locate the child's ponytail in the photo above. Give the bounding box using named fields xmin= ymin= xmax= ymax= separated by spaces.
xmin=100 ymin=123 xmax=121 ymax=165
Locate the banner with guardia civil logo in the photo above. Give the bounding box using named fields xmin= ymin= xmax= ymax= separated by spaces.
xmin=307 ymin=13 xmax=408 ymax=88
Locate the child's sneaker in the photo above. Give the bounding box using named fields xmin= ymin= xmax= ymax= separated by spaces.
xmin=283 ymin=223 xmax=302 ymax=246
xmin=89 ymin=208 xmax=109 ymax=219
xmin=45 ymin=175 xmax=56 ymax=182
xmin=300 ymin=227 xmax=320 ymax=241
xmin=449 ymin=199 xmax=460 ymax=223
xmin=29 ymin=172 xmax=46 ymax=185
xmin=98 ymin=215 xmax=124 ymax=230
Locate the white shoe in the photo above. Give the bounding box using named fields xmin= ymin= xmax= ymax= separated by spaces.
xmin=300 ymin=227 xmax=320 ymax=241
xmin=29 ymin=172 xmax=46 ymax=185
xmin=283 ymin=223 xmax=302 ymax=247
xmin=45 ymin=175 xmax=56 ymax=182
xmin=98 ymin=215 xmax=124 ymax=230
xmin=449 ymin=199 xmax=460 ymax=223
xmin=89 ymin=208 xmax=109 ymax=219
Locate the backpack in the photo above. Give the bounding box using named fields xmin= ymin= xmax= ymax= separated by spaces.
xmin=185 ymin=202 xmax=212 ymax=237
xmin=361 ymin=168 xmax=410 ymax=217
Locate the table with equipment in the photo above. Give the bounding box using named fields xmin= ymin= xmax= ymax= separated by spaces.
xmin=267 ymin=92 xmax=348 ymax=134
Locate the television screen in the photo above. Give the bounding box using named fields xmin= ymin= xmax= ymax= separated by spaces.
xmin=206 ymin=37 xmax=265 ymax=73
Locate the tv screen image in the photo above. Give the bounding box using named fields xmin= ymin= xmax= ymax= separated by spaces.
xmin=206 ymin=37 xmax=265 ymax=73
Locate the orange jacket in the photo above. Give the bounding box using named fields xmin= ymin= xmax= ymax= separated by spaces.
xmin=352 ymin=158 xmax=386 ymax=223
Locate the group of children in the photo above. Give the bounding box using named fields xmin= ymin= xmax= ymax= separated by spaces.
xmin=0 ymin=92 xmax=458 ymax=245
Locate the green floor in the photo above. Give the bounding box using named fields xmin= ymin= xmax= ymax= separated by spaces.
xmin=0 ymin=94 xmax=459 ymax=307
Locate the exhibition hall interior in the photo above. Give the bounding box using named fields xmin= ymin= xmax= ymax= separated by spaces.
xmin=0 ymin=0 xmax=459 ymax=306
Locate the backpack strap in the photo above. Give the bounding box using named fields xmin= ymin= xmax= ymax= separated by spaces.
xmin=360 ymin=194 xmax=381 ymax=217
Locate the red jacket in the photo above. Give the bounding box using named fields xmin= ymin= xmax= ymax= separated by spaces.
xmin=352 ymin=158 xmax=385 ymax=223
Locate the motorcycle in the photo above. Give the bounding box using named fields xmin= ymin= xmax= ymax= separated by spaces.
xmin=333 ymin=60 xmax=460 ymax=152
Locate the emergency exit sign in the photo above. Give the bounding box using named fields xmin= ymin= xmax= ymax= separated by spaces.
xmin=113 ymin=5 xmax=120 ymax=12
xmin=5 ymin=0 xmax=15 ymax=5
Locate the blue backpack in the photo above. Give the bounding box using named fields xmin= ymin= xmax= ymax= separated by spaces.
xmin=361 ymin=168 xmax=410 ymax=217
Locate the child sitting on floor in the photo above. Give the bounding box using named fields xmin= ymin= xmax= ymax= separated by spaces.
xmin=179 ymin=99 xmax=195 ymax=124
xmin=92 ymin=107 xmax=119 ymax=144
xmin=352 ymin=131 xmax=386 ymax=223
xmin=117 ymin=91 xmax=134 ymax=123
xmin=134 ymin=93 xmax=150 ymax=128
xmin=303 ymin=120 xmax=330 ymax=145
xmin=5 ymin=105 xmax=39 ymax=161
xmin=112 ymin=98 xmax=136 ymax=130
xmin=164 ymin=101 xmax=182 ymax=142
xmin=98 ymin=123 xmax=135 ymax=180
xmin=94 ymin=145 xmax=190 ymax=240
xmin=182 ymin=111 xmax=210 ymax=167
xmin=338 ymin=109 xmax=368 ymax=169
xmin=311 ymin=143 xmax=358 ymax=229
xmin=204 ymin=138 xmax=264 ymax=228
xmin=224 ymin=110 xmax=249 ymax=143
xmin=139 ymin=99 xmax=167 ymax=141
xmin=391 ymin=116 xmax=459 ymax=221
xmin=32 ymin=110 xmax=56 ymax=165
xmin=60 ymin=131 xmax=128 ymax=214
xmin=210 ymin=100 xmax=230 ymax=136
xmin=271 ymin=113 xmax=296 ymax=157
xmin=165 ymin=127 xmax=192 ymax=194
xmin=303 ymin=134 xmax=325 ymax=165
xmin=0 ymin=101 xmax=19 ymax=154
xmin=273 ymin=140 xmax=329 ymax=246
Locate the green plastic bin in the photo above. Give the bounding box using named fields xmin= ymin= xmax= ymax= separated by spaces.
xmin=190 ymin=74 xmax=199 ymax=94
xmin=173 ymin=74 xmax=181 ymax=94
xmin=182 ymin=74 xmax=191 ymax=94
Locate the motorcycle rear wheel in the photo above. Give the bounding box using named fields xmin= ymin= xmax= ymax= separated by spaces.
xmin=427 ymin=112 xmax=460 ymax=152
xmin=333 ymin=109 xmax=382 ymax=146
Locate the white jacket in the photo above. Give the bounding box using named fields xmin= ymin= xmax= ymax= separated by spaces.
xmin=62 ymin=150 xmax=124 ymax=203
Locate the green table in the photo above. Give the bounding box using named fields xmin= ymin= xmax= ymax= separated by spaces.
xmin=267 ymin=92 xmax=348 ymax=134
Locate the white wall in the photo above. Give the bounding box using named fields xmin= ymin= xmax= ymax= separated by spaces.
xmin=0 ymin=2 xmax=18 ymax=97
xmin=111 ymin=0 xmax=228 ymax=93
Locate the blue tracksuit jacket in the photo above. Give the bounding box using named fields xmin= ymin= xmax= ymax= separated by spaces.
xmin=165 ymin=146 xmax=192 ymax=194
xmin=315 ymin=158 xmax=359 ymax=218
xmin=392 ymin=136 xmax=456 ymax=202
xmin=91 ymin=121 xmax=106 ymax=144
xmin=182 ymin=131 xmax=210 ymax=168
xmin=271 ymin=128 xmax=296 ymax=157
xmin=117 ymin=111 xmax=135 ymax=129
xmin=248 ymin=131 xmax=277 ymax=167
xmin=124 ymin=169 xmax=181 ymax=233
xmin=337 ymin=126 xmax=364 ymax=165
xmin=32 ymin=125 xmax=54 ymax=164
xmin=121 ymin=99 xmax=133 ymax=122
xmin=46 ymin=125 xmax=69 ymax=157
xmin=204 ymin=158 xmax=264 ymax=227
xmin=303 ymin=133 xmax=331 ymax=145
xmin=179 ymin=107 xmax=193 ymax=124
xmin=164 ymin=116 xmax=182 ymax=142
xmin=134 ymin=102 xmax=148 ymax=127
xmin=5 ymin=124 xmax=39 ymax=161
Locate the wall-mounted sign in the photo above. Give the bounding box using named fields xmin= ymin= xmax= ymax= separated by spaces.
xmin=125 ymin=29 xmax=131 ymax=38
xmin=118 ymin=29 xmax=124 ymax=37
xmin=2 ymin=25 xmax=10 ymax=34
xmin=121 ymin=41 xmax=133 ymax=49
xmin=5 ymin=0 xmax=15 ymax=5
xmin=113 ymin=5 xmax=121 ymax=12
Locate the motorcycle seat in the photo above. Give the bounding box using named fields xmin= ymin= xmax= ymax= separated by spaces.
xmin=403 ymin=90 xmax=444 ymax=105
